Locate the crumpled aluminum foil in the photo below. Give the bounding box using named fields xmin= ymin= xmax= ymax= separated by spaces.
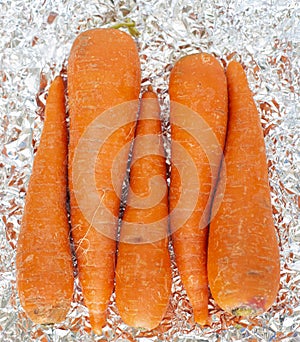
xmin=1 ymin=0 xmax=299 ymax=340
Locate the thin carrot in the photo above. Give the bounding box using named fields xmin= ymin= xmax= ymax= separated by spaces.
xmin=16 ymin=76 xmax=74 ymax=324
xmin=207 ymin=61 xmax=280 ymax=316
xmin=115 ymin=90 xmax=172 ymax=330
xmin=169 ymin=53 xmax=228 ymax=325
xmin=67 ymin=28 xmax=141 ymax=334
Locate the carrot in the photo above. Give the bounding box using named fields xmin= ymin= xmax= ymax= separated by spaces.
xmin=207 ymin=60 xmax=280 ymax=316
xmin=67 ymin=28 xmax=141 ymax=334
xmin=16 ymin=76 xmax=74 ymax=324
xmin=169 ymin=53 xmax=228 ymax=325
xmin=115 ymin=90 xmax=172 ymax=330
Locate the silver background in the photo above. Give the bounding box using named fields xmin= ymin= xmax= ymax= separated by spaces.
xmin=0 ymin=0 xmax=299 ymax=341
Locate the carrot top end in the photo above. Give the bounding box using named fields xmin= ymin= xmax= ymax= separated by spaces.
xmin=110 ymin=18 xmax=140 ymax=38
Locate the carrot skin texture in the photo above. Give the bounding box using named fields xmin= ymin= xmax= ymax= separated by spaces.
xmin=169 ymin=53 xmax=228 ymax=325
xmin=208 ymin=61 xmax=280 ymax=316
xmin=67 ymin=28 xmax=141 ymax=334
xmin=115 ymin=91 xmax=172 ymax=330
xmin=16 ymin=76 xmax=74 ymax=324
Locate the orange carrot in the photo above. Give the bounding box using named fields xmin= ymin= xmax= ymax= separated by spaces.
xmin=207 ymin=60 xmax=280 ymax=316
xmin=67 ymin=28 xmax=141 ymax=334
xmin=169 ymin=53 xmax=228 ymax=325
xmin=115 ymin=90 xmax=172 ymax=330
xmin=16 ymin=76 xmax=74 ymax=324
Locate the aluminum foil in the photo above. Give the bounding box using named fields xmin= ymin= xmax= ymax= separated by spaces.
xmin=1 ymin=0 xmax=299 ymax=340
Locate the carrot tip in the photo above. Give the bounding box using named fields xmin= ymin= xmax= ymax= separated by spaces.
xmin=194 ymin=315 xmax=210 ymax=327
xmin=147 ymin=84 xmax=154 ymax=92
xmin=89 ymin=322 xmax=104 ymax=335
xmin=195 ymin=320 xmax=209 ymax=327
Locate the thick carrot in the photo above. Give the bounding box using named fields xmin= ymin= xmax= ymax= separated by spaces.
xmin=115 ymin=90 xmax=172 ymax=330
xmin=207 ymin=61 xmax=280 ymax=316
xmin=169 ymin=53 xmax=228 ymax=325
xmin=16 ymin=76 xmax=74 ymax=324
xmin=67 ymin=28 xmax=141 ymax=334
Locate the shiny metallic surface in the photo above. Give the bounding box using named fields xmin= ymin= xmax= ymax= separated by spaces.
xmin=0 ymin=0 xmax=299 ymax=340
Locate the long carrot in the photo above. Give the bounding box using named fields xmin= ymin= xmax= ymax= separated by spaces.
xmin=115 ymin=90 xmax=172 ymax=330
xmin=169 ymin=53 xmax=228 ymax=325
xmin=16 ymin=76 xmax=74 ymax=324
xmin=207 ymin=60 xmax=280 ymax=316
xmin=67 ymin=28 xmax=141 ymax=334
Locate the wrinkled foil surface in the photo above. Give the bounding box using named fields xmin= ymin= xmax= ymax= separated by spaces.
xmin=1 ymin=0 xmax=299 ymax=341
